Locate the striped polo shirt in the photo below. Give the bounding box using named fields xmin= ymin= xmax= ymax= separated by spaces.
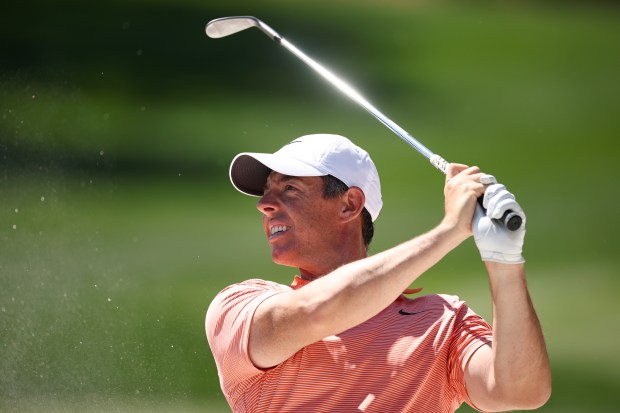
xmin=206 ymin=277 xmax=492 ymax=412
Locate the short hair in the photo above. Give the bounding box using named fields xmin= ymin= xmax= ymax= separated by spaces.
xmin=321 ymin=175 xmax=375 ymax=250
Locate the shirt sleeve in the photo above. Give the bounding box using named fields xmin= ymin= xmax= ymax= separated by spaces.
xmin=205 ymin=279 xmax=287 ymax=399
xmin=447 ymin=300 xmax=493 ymax=412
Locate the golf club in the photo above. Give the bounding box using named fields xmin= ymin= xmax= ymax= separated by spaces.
xmin=206 ymin=16 xmax=522 ymax=231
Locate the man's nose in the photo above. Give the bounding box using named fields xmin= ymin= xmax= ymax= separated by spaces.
xmin=257 ymin=191 xmax=280 ymax=216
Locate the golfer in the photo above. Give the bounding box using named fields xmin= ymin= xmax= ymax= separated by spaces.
xmin=206 ymin=134 xmax=551 ymax=412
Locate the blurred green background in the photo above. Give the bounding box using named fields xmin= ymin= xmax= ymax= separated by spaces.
xmin=1 ymin=0 xmax=619 ymax=411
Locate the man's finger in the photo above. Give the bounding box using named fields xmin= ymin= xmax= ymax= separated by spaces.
xmin=482 ymin=184 xmax=506 ymax=208
xmin=445 ymin=163 xmax=469 ymax=180
xmin=480 ymin=174 xmax=497 ymax=185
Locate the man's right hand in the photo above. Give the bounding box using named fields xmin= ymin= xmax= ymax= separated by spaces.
xmin=442 ymin=164 xmax=487 ymax=238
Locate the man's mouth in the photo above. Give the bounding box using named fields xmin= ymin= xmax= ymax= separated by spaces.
xmin=270 ymin=225 xmax=289 ymax=236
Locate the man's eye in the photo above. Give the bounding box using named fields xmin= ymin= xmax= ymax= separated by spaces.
xmin=285 ymin=185 xmax=296 ymax=191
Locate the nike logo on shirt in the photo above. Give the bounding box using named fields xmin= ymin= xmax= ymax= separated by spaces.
xmin=399 ymin=309 xmax=427 ymax=316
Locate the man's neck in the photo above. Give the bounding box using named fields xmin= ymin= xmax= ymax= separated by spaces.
xmin=298 ymin=246 xmax=368 ymax=281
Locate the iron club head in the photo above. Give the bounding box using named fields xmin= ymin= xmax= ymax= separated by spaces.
xmin=206 ymin=16 xmax=281 ymax=41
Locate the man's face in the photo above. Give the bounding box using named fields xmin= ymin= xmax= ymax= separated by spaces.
xmin=257 ymin=172 xmax=345 ymax=275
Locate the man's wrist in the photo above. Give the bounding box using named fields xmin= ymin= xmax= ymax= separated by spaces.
xmin=480 ymin=251 xmax=525 ymax=264
xmin=437 ymin=216 xmax=471 ymax=245
xmin=484 ymin=261 xmax=526 ymax=284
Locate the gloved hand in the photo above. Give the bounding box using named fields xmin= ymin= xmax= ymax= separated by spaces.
xmin=473 ymin=178 xmax=526 ymax=264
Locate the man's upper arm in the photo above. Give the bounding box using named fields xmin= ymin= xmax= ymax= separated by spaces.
xmin=205 ymin=280 xmax=287 ymax=381
xmin=463 ymin=343 xmax=496 ymax=411
xmin=446 ymin=299 xmax=494 ymax=412
xmin=248 ymin=289 xmax=324 ymax=369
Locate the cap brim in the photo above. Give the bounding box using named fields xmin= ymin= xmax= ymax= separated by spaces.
xmin=229 ymin=152 xmax=326 ymax=196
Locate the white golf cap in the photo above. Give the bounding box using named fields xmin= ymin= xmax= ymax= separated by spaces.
xmin=229 ymin=134 xmax=383 ymax=221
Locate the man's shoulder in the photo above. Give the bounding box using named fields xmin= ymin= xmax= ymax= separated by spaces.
xmin=208 ymin=278 xmax=290 ymax=313
xmin=205 ymin=278 xmax=290 ymax=341
xmin=217 ymin=278 xmax=289 ymax=296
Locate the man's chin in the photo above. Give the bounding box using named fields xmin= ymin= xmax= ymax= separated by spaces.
xmin=272 ymin=257 xmax=297 ymax=268
xmin=271 ymin=251 xmax=300 ymax=268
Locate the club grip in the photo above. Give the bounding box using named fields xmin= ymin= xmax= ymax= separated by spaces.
xmin=477 ymin=196 xmax=522 ymax=231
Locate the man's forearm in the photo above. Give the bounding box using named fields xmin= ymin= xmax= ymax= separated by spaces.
xmin=487 ymin=263 xmax=552 ymax=409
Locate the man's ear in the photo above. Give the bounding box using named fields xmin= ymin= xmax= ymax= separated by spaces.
xmin=340 ymin=187 xmax=365 ymax=223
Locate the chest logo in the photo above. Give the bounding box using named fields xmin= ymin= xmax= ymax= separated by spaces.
xmin=398 ymin=309 xmax=426 ymax=316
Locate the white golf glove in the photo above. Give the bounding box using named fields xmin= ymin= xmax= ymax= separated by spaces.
xmin=473 ymin=177 xmax=526 ymax=264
